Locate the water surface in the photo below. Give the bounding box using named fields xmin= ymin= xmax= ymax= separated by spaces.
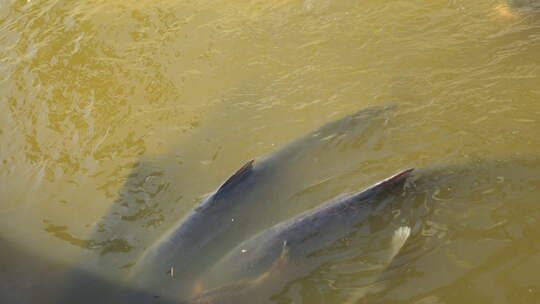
xmin=1 ymin=0 xmax=540 ymax=303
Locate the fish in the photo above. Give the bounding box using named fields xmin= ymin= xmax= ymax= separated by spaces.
xmin=127 ymin=105 xmax=398 ymax=301
xmin=187 ymin=169 xmax=413 ymax=303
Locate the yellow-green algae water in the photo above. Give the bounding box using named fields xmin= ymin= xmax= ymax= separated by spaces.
xmin=1 ymin=0 xmax=540 ymax=303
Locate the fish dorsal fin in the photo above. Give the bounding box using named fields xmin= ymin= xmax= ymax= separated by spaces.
xmin=378 ymin=168 xmax=414 ymax=187
xmin=215 ymin=159 xmax=255 ymax=197
xmin=358 ymin=168 xmax=414 ymax=196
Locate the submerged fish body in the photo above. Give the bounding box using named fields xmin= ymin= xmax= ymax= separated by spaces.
xmin=197 ymin=169 xmax=413 ymax=292
xmin=128 ymin=105 xmax=398 ymax=299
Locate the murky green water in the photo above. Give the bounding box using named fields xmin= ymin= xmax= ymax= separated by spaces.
xmin=1 ymin=0 xmax=540 ymax=303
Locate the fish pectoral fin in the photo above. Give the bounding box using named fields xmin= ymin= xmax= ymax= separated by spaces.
xmin=391 ymin=226 xmax=410 ymax=253
xmin=279 ymin=240 xmax=290 ymax=260
xmin=254 ymin=240 xmax=290 ymax=284
xmin=383 ymin=226 xmax=411 ymax=263
xmin=215 ymin=159 xmax=255 ymax=197
xmin=342 ymin=227 xmax=410 ymax=304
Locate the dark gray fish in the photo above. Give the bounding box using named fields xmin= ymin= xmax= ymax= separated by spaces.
xmin=194 ymin=169 xmax=412 ymax=298
xmin=128 ymin=105 xmax=397 ymax=300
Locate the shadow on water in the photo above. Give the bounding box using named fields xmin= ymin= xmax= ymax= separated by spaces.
xmin=0 ymin=239 xmax=179 ymax=304
xmin=0 ymin=239 xmax=68 ymax=304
